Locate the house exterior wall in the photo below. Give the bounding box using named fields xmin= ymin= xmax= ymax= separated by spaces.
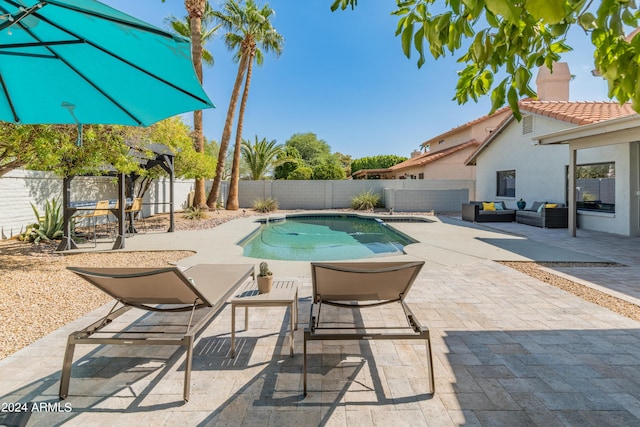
xmin=390 ymin=148 xmax=477 ymax=180
xmin=574 ymin=143 xmax=634 ymax=235
xmin=424 ymin=110 xmax=510 ymax=154
xmin=631 ymin=141 xmax=640 ymax=236
xmin=475 ymin=114 xmax=638 ymax=235
xmin=474 ymin=115 xmax=572 ymax=209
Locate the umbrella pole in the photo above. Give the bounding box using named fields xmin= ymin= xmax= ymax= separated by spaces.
xmin=112 ymin=173 xmax=126 ymax=250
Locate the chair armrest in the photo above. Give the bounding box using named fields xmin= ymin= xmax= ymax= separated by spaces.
xmin=462 ymin=203 xmax=479 ymax=221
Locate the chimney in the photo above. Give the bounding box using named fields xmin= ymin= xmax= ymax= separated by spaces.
xmin=411 ymin=149 xmax=421 ymax=158
xmin=536 ymin=62 xmax=570 ymax=101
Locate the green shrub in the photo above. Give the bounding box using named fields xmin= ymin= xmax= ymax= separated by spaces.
xmin=183 ymin=206 xmax=208 ymax=220
xmin=253 ymin=197 xmax=278 ymax=213
xmin=19 ymin=198 xmax=65 ymax=243
xmin=351 ymin=190 xmax=381 ymax=211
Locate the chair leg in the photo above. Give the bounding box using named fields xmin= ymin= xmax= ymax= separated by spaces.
xmin=303 ymin=331 xmax=308 ymax=396
xmin=184 ymin=335 xmax=194 ymax=402
xmin=425 ymin=332 xmax=435 ymax=394
xmin=59 ymin=336 xmax=77 ymax=399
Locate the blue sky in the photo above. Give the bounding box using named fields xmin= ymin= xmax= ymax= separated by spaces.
xmin=103 ymin=0 xmax=611 ymax=159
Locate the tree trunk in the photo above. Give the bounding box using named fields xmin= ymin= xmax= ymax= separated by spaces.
xmin=207 ymin=52 xmax=250 ymax=208
xmin=186 ymin=0 xmax=207 ymax=208
xmin=226 ymin=47 xmax=255 ymax=210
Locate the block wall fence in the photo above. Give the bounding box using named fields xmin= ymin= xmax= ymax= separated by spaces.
xmin=0 ymin=170 xmax=472 ymax=238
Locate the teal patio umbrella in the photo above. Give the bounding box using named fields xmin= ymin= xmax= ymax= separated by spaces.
xmin=0 ymin=0 xmax=213 ymax=126
xmin=0 ymin=0 xmax=214 ymax=250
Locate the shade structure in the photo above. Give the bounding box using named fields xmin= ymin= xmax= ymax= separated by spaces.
xmin=0 ymin=0 xmax=214 ymax=126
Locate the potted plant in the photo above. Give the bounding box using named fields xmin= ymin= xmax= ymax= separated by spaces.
xmin=517 ymin=198 xmax=526 ymax=210
xmin=257 ymin=261 xmax=273 ymax=293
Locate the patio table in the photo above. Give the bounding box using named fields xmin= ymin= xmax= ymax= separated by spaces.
xmin=230 ymin=279 xmax=299 ymax=358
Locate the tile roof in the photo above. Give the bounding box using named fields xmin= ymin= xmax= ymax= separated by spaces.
xmin=390 ymin=140 xmax=480 ymax=171
xmin=465 ymin=100 xmax=638 ymax=166
xmin=519 ymin=100 xmax=636 ymax=125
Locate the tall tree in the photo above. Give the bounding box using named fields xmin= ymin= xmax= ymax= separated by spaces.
xmin=207 ymin=0 xmax=283 ymax=209
xmin=163 ymin=0 xmax=211 ymax=208
xmin=332 ymin=0 xmax=640 ymax=115
xmin=241 ymin=135 xmax=283 ymax=180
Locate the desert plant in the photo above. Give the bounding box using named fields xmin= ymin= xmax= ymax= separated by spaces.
xmin=19 ymin=198 xmax=65 ymax=243
xmin=253 ymin=197 xmax=278 ymax=213
xmin=351 ymin=190 xmax=381 ymax=211
xmin=183 ymin=206 xmax=208 ymax=220
xmin=258 ymin=261 xmax=272 ymax=277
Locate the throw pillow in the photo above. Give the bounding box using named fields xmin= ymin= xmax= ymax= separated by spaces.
xmin=530 ymin=201 xmax=543 ymax=212
xmin=494 ymin=202 xmax=504 ymax=210
xmin=545 ymin=203 xmax=557 ymax=209
xmin=482 ymin=202 xmax=496 ymax=211
xmin=537 ymin=203 xmax=545 ymax=213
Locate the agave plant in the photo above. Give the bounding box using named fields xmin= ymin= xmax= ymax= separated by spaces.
xmin=27 ymin=198 xmax=65 ymax=243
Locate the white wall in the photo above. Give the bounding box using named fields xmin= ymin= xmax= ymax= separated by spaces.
xmin=475 ymin=114 xmax=572 ymax=209
xmin=0 ymin=171 xmax=196 ymax=238
xmin=575 ymin=144 xmax=632 ymax=235
xmin=475 ymin=114 xmax=637 ymax=235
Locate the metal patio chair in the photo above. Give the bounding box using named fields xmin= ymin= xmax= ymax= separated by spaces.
xmin=60 ymin=264 xmax=255 ymax=402
xmin=303 ymin=261 xmax=434 ymax=396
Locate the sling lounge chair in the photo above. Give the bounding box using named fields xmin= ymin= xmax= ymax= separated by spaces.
xmin=303 ymin=261 xmax=434 ymax=396
xmin=60 ymin=264 xmax=254 ymax=402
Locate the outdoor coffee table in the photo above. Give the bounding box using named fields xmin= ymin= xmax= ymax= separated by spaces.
xmin=230 ymin=279 xmax=299 ymax=358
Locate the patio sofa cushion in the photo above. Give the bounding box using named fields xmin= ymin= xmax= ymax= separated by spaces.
xmin=516 ymin=202 xmax=568 ymax=228
xmin=462 ymin=201 xmax=515 ymax=223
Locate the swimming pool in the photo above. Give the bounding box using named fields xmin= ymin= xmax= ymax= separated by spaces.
xmin=239 ymin=214 xmax=421 ymax=261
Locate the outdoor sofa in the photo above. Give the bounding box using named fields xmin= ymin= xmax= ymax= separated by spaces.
xmin=462 ymin=201 xmax=516 ymax=223
xmin=515 ymin=201 xmax=568 ymax=228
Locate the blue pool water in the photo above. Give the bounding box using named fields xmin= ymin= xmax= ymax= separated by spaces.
xmin=240 ymin=214 xmax=419 ymax=261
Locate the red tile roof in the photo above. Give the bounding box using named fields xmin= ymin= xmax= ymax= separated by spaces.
xmin=390 ymin=140 xmax=480 ymax=171
xmin=464 ymin=100 xmax=637 ymax=165
xmin=519 ymin=100 xmax=636 ymax=125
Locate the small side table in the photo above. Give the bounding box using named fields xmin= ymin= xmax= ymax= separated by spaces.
xmin=230 ymin=279 xmax=298 ymax=358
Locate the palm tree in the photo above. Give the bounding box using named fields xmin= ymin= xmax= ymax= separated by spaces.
xmin=165 ymin=3 xmax=220 ymax=67
xmin=241 ymin=136 xmax=283 ymax=180
xmin=176 ymin=0 xmax=211 ymax=209
xmin=206 ymin=0 xmax=283 ymax=209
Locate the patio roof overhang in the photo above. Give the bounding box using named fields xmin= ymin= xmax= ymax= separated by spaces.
xmin=534 ymin=114 xmax=640 ymax=237
xmin=536 ymin=114 xmax=640 ymax=148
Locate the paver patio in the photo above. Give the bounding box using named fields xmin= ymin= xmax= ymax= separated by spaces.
xmin=1 ymin=215 xmax=639 ymax=426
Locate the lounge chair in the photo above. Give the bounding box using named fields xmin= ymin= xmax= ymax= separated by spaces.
xmin=303 ymin=261 xmax=434 ymax=396
xmin=60 ymin=264 xmax=254 ymax=402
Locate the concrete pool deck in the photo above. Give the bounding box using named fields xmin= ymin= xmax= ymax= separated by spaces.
xmin=2 ymin=213 xmax=640 ymax=426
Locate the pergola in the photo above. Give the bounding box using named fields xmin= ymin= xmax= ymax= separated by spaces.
xmin=57 ymin=143 xmax=176 ymax=251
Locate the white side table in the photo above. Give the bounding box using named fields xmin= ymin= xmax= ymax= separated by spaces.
xmin=230 ymin=279 xmax=298 ymax=358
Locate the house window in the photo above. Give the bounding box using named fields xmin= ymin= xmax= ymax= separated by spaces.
xmin=574 ymin=162 xmax=615 ymax=213
xmin=496 ymin=170 xmax=516 ymax=197
xmin=438 ymin=139 xmax=444 ymax=145
xmin=418 ymin=173 xmax=424 ymax=179
xmin=522 ymin=115 xmax=533 ymax=134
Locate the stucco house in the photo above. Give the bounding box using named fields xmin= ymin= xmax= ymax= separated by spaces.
xmin=352 ymin=105 xmax=510 ymax=180
xmin=466 ymin=63 xmax=639 ymax=236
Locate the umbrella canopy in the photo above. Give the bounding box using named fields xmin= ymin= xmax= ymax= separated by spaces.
xmin=0 ymin=0 xmax=214 ymax=126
